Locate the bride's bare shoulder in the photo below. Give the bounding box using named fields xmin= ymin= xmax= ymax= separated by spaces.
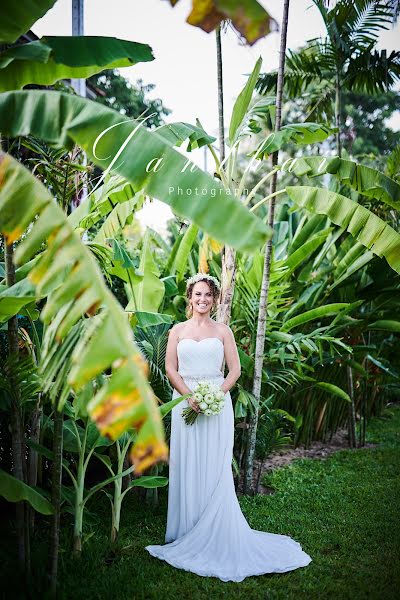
xmin=217 ymin=323 xmax=235 ymax=342
xmin=168 ymin=321 xmax=187 ymax=341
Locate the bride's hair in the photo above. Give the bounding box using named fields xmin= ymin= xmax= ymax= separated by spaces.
xmin=185 ymin=273 xmax=221 ymax=319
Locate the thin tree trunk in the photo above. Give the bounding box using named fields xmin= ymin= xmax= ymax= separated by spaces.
xmin=5 ymin=239 xmax=28 ymax=571
xmin=49 ymin=404 xmax=63 ymax=595
xmin=255 ymin=458 xmax=263 ymax=495
xmin=346 ymin=358 xmax=357 ymax=448
xmin=216 ymin=26 xmax=225 ymax=164
xmin=215 ymin=25 xmax=237 ymax=327
xmin=335 ymin=68 xmax=341 ymax=157
xmin=244 ymin=0 xmax=291 ymax=496
xmin=217 ymin=245 xmax=236 ymax=325
xmin=28 ymin=399 xmax=42 ymax=532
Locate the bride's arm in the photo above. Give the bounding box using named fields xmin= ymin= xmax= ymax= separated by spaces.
xmin=220 ymin=325 xmax=241 ymax=394
xmin=165 ymin=325 xmax=193 ymax=396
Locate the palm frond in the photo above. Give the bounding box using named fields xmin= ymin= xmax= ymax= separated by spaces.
xmin=0 ymin=353 xmax=41 ymax=409
xmin=134 ymin=324 xmax=172 ymax=403
xmin=345 ymin=49 xmax=400 ymax=93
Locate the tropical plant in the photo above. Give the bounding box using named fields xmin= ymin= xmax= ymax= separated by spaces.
xmin=256 ymin=0 xmax=400 ymax=155
xmin=98 ymin=395 xmax=182 ymax=543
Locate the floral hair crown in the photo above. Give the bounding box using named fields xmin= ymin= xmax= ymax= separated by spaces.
xmin=186 ymin=272 xmax=221 ymax=292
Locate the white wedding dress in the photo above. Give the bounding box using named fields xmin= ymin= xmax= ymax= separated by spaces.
xmin=145 ymin=337 xmax=312 ymax=582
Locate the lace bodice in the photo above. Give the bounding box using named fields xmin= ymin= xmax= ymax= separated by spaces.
xmin=177 ymin=337 xmax=224 ymax=380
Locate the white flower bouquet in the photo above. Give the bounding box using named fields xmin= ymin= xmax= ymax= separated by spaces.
xmin=182 ymin=380 xmax=225 ymax=425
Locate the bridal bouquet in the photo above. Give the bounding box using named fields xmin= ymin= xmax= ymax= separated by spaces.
xmin=182 ymin=381 xmax=225 ymax=425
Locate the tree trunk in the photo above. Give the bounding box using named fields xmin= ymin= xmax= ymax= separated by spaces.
xmin=217 ymin=245 xmax=236 ymax=325
xmin=335 ymin=68 xmax=341 ymax=157
xmin=215 ymin=26 xmax=237 ymax=327
xmin=244 ymin=0 xmax=291 ymax=496
xmin=346 ymin=358 xmax=357 ymax=448
xmin=28 ymin=398 xmax=42 ymax=533
xmin=5 ymin=239 xmax=28 ymax=571
xmin=216 ymin=26 xmax=225 ymax=164
xmin=49 ymin=404 xmax=63 ymax=594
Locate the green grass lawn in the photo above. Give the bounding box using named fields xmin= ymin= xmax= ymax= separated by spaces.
xmin=2 ymin=405 xmax=400 ymax=599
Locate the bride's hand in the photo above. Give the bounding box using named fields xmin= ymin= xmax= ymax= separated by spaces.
xmin=188 ymin=396 xmax=200 ymax=413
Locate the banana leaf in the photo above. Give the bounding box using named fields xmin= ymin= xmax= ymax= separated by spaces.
xmin=229 ymin=56 xmax=262 ymax=144
xmin=156 ymin=122 xmax=215 ymax=151
xmin=94 ymin=199 xmax=141 ymax=245
xmin=0 ymin=36 xmax=154 ymax=91
xmin=282 ymin=156 xmax=400 ymax=210
xmin=282 ymin=304 xmax=350 ymax=331
xmin=254 ymin=123 xmax=334 ymax=158
xmin=0 ymin=468 xmax=53 ymax=515
xmin=0 ymin=279 xmax=36 ymax=322
xmin=0 ymin=0 xmax=57 ymax=43
xmin=330 ymin=250 xmax=374 ymax=290
xmin=173 ymin=223 xmax=199 ymax=282
xmin=68 ymin=173 xmax=139 ymax=230
xmin=126 ymin=230 xmax=165 ymax=312
xmin=125 ymin=475 xmax=168 ymax=489
xmin=286 ymin=186 xmax=400 ymax=274
xmin=132 ymin=312 xmax=174 ymax=328
xmin=277 ymin=230 xmax=332 ymax=274
xmin=0 ymin=90 xmax=270 ymax=254
xmin=0 ymin=152 xmax=167 ymax=473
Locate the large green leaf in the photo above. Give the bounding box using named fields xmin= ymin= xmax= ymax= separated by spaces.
xmin=0 ymin=0 xmax=56 ymax=43
xmin=286 ymin=186 xmax=400 ymax=274
xmin=0 ymin=152 xmax=168 ymax=473
xmin=276 ymin=230 xmax=332 ymax=275
xmin=367 ymin=320 xmax=400 ymax=333
xmin=159 ymin=395 xmax=187 ymax=418
xmin=315 ymin=382 xmax=351 ymax=403
xmin=0 ymin=90 xmax=270 ymax=253
xmin=132 ymin=312 xmax=174 ymax=328
xmin=0 ymin=278 xmax=36 ymax=322
xmin=254 ymin=123 xmax=334 ymax=158
xmin=282 ymin=156 xmax=400 ymax=210
xmin=302 ymin=378 xmax=351 ymax=402
xmin=281 ymin=304 xmax=350 ymax=331
xmin=0 ymin=36 xmax=154 ymax=91
xmin=126 ymin=475 xmax=168 ymax=489
xmin=68 ymin=174 xmax=139 ymax=231
xmin=0 ymin=468 xmax=53 ymax=515
xmin=173 ymin=223 xmax=199 ymax=282
xmin=126 ymin=230 xmax=164 ymax=312
xmin=156 ymin=122 xmax=216 ymax=151
xmin=229 ymin=56 xmax=262 ymax=144
xmin=289 ymin=213 xmax=328 ymax=254
xmin=93 ymin=199 xmax=140 ymax=246
xmin=330 ymin=250 xmax=374 ymax=290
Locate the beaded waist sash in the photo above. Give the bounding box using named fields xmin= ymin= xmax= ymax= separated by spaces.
xmin=179 ymin=372 xmax=224 ymax=383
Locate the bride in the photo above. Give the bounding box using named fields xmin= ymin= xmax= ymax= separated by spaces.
xmin=145 ymin=273 xmax=312 ymax=582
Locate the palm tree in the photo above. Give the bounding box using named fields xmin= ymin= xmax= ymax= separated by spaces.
xmin=256 ymin=0 xmax=400 ymax=157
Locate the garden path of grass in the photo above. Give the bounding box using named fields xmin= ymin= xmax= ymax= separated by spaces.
xmin=2 ymin=405 xmax=399 ymax=599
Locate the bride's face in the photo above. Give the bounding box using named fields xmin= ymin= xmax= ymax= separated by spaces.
xmin=190 ymin=281 xmax=214 ymax=316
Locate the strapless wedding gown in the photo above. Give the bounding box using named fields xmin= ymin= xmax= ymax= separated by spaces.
xmin=145 ymin=337 xmax=312 ymax=582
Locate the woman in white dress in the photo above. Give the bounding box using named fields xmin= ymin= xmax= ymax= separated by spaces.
xmin=145 ymin=273 xmax=312 ymax=582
